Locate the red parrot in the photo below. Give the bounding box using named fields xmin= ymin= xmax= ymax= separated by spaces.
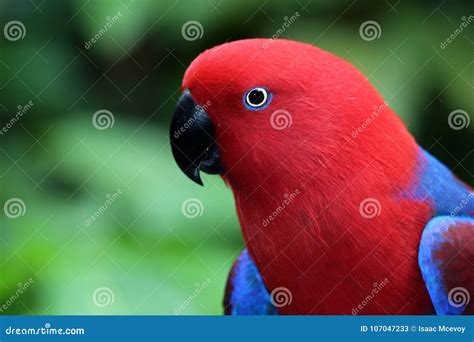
xmin=169 ymin=39 xmax=474 ymax=315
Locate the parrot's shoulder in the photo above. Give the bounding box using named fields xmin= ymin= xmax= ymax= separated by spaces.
xmin=408 ymin=148 xmax=473 ymax=216
xmin=224 ymin=249 xmax=277 ymax=315
xmin=419 ymin=216 xmax=474 ymax=315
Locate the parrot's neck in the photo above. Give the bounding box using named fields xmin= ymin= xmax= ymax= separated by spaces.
xmin=230 ymin=112 xmax=435 ymax=314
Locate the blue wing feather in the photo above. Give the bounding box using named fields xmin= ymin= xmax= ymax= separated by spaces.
xmin=403 ymin=148 xmax=473 ymax=315
xmin=411 ymin=149 xmax=473 ymax=216
xmin=224 ymin=249 xmax=277 ymax=315
xmin=419 ymin=216 xmax=474 ymax=315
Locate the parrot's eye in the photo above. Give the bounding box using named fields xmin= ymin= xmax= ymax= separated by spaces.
xmin=243 ymin=87 xmax=272 ymax=110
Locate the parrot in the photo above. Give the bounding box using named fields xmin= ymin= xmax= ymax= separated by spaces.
xmin=169 ymin=39 xmax=473 ymax=315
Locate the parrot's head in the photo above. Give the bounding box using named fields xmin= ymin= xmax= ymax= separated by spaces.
xmin=170 ymin=39 xmax=398 ymax=191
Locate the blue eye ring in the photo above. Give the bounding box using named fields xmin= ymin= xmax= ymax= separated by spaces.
xmin=243 ymin=87 xmax=272 ymax=111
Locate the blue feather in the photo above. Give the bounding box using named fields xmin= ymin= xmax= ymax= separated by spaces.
xmin=227 ymin=249 xmax=277 ymax=315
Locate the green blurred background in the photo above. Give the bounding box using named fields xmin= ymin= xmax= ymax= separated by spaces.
xmin=0 ymin=0 xmax=472 ymax=314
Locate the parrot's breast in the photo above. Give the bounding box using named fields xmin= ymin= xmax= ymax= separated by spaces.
xmin=234 ymin=145 xmax=444 ymax=314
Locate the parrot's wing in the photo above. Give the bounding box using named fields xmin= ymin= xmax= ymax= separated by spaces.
xmin=418 ymin=215 xmax=474 ymax=315
xmin=223 ymin=249 xmax=277 ymax=315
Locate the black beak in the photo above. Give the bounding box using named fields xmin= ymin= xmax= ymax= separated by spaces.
xmin=170 ymin=89 xmax=223 ymax=186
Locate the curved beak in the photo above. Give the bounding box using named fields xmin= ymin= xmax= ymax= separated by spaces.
xmin=170 ymin=89 xmax=223 ymax=186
